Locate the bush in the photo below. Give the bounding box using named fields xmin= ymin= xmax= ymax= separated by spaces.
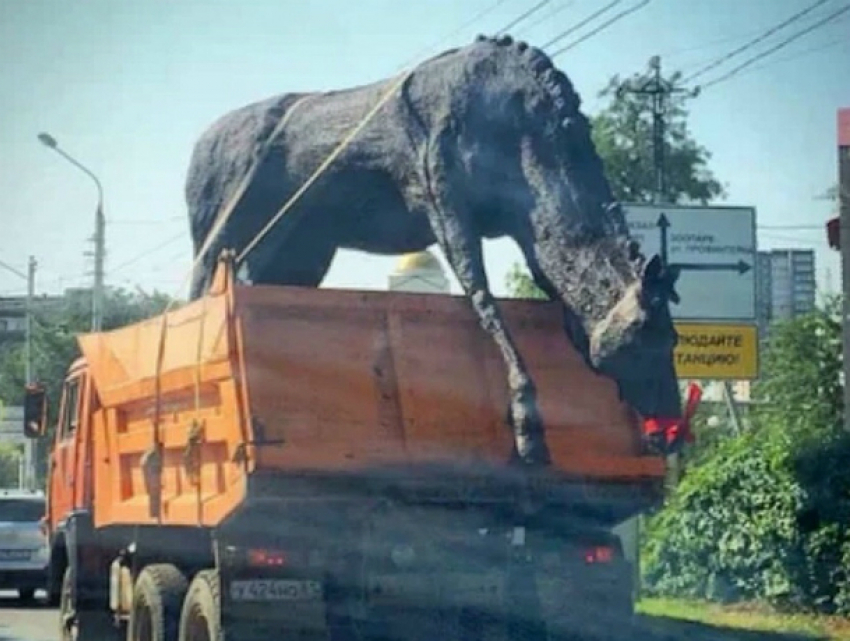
xmin=642 ymin=297 xmax=850 ymax=614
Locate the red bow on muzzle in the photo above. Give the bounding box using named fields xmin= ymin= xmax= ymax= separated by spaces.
xmin=642 ymin=383 xmax=703 ymax=452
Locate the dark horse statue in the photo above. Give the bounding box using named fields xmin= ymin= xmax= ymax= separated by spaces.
xmin=184 ymin=34 xmax=683 ymax=466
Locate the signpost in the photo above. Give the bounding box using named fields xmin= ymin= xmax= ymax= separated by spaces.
xmin=623 ymin=203 xmax=757 ymax=322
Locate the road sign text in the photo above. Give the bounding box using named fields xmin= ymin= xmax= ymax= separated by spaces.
xmin=674 ymin=323 xmax=758 ymax=380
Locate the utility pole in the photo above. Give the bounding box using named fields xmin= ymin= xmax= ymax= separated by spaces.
xmin=616 ymin=57 xmax=700 ymax=603
xmin=23 ymin=256 xmax=36 ymax=490
xmin=87 ymin=201 xmax=106 ymax=332
xmin=0 ymin=256 xmax=36 ymax=489
xmin=37 ymin=132 xmax=105 ymax=331
xmin=838 ymin=108 xmax=850 ymax=433
xmin=616 ymin=56 xmax=700 ymax=204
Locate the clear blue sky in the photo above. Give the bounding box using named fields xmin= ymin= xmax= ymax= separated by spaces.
xmin=1 ymin=0 xmax=848 ymax=301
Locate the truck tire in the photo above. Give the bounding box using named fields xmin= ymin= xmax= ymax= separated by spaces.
xmin=178 ymin=570 xmax=221 ymax=641
xmin=59 ymin=566 xmax=114 ymax=641
xmin=128 ymin=564 xmax=189 ymax=641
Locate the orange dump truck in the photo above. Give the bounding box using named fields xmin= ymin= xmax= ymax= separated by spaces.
xmin=22 ymin=255 xmax=671 ymax=641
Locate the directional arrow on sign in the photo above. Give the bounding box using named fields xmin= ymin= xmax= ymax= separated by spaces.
xmin=657 ymin=213 xmax=670 ymax=264
xmin=669 ymin=260 xmax=752 ymax=275
xmin=655 ymin=214 xmax=751 ymax=276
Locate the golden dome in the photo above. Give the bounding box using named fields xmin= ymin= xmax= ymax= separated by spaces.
xmin=394 ymin=250 xmax=443 ymax=274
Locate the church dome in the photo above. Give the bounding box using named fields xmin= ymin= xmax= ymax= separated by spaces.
xmin=394 ymin=250 xmax=443 ymax=275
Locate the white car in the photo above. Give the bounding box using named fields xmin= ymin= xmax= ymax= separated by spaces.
xmin=0 ymin=489 xmax=49 ymax=601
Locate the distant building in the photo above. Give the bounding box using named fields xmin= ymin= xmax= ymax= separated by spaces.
xmin=755 ymin=249 xmax=817 ymax=337
xmin=387 ymin=250 xmax=450 ymax=294
xmin=0 ymin=290 xmax=82 ymax=345
xmin=755 ymin=252 xmax=773 ymax=339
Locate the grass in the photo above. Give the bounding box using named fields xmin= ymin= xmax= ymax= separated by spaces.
xmin=638 ymin=597 xmax=850 ymax=640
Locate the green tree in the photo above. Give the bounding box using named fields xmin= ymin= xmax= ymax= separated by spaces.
xmin=0 ymin=286 xmax=176 ymax=487
xmin=592 ymin=70 xmax=726 ymax=205
xmin=642 ymin=297 xmax=850 ymax=614
xmin=0 ymin=442 xmax=21 ymax=488
xmin=506 ymin=68 xmax=725 ymax=298
xmin=505 ymin=264 xmax=547 ymax=300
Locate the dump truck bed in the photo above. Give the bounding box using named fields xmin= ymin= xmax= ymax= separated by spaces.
xmin=78 ymin=266 xmax=665 ymax=530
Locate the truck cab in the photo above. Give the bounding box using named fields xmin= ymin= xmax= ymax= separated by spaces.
xmin=23 ymin=358 xmax=95 ymax=607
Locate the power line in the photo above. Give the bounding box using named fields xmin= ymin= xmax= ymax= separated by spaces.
xmin=615 ymin=56 xmax=699 ymax=202
xmin=497 ymin=0 xmax=552 ymax=35
xmin=108 ymin=216 xmax=184 ymax=225
xmin=540 ymin=0 xmax=623 ymax=50
xmin=759 ymin=224 xmax=828 ymax=230
xmin=0 ymin=258 xmax=27 ymax=280
xmin=108 ymin=232 xmax=187 ymax=277
xmin=660 ymin=28 xmax=770 ymax=60
xmin=721 ymin=34 xmax=848 ymax=79
xmin=514 ymin=0 xmax=576 ymax=38
xmin=393 ymin=0 xmax=513 ymax=71
xmin=700 ymin=2 xmax=850 ymax=89
xmin=759 ymin=232 xmax=830 ymax=245
xmin=550 ymin=0 xmax=651 ymax=58
xmin=682 ymin=0 xmax=834 ymax=83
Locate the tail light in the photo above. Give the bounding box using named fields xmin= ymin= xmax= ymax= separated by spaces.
xmin=247 ymin=548 xmax=287 ymax=567
xmin=583 ymin=545 xmax=614 ymax=564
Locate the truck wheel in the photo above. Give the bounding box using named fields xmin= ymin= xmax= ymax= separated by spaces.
xmin=128 ymin=564 xmax=189 ymax=641
xmin=178 ymin=570 xmax=221 ymax=641
xmin=59 ymin=565 xmax=115 ymax=641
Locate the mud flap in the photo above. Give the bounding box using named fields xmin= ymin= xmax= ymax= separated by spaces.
xmin=65 ymin=512 xmax=109 ymax=610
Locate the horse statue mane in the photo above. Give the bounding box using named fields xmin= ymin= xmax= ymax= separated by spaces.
xmin=184 ymin=33 xmax=683 ymax=467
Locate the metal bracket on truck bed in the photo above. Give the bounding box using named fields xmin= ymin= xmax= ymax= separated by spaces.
xmin=231 ymin=438 xmax=287 ymax=469
xmin=182 ymin=418 xmax=206 ymax=483
xmin=140 ymin=444 xmax=163 ymax=520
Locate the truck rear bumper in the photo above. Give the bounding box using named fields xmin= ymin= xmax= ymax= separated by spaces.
xmin=354 ymin=566 xmax=633 ymax=640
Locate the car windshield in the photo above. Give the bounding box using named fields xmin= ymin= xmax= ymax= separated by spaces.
xmin=0 ymin=499 xmax=45 ymax=523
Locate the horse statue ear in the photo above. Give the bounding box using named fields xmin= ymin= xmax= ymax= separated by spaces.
xmin=641 ymin=254 xmax=663 ymax=285
xmin=664 ymin=265 xmax=681 ymax=304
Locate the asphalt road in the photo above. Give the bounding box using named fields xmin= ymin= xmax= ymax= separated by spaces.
xmin=0 ymin=589 xmax=827 ymax=641
xmin=0 ymin=591 xmax=56 ymax=641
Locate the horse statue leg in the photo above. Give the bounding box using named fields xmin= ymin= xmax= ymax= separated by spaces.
xmin=418 ymin=139 xmax=551 ymax=467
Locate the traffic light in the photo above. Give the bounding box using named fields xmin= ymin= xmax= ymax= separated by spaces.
xmin=827 ymin=217 xmax=840 ymax=251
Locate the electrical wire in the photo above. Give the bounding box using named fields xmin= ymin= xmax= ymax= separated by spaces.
xmin=497 ymin=0 xmax=552 ymax=35
xmin=760 ymin=224 xmax=830 ymax=230
xmin=393 ymin=0 xmax=513 ymax=71
xmin=514 ymin=0 xmax=576 ymax=38
xmin=0 ymin=258 xmax=27 ymax=280
xmin=107 ymin=216 xmax=184 ymax=225
xmin=550 ymin=0 xmax=651 ymax=58
xmin=660 ymin=28 xmax=771 ymax=60
xmin=700 ymin=2 xmax=850 ymax=89
xmin=108 ymin=232 xmax=187 ymax=277
xmin=682 ymin=0 xmax=833 ymax=83
xmin=719 ymin=34 xmax=848 ymax=79
xmin=540 ymin=0 xmax=623 ymax=49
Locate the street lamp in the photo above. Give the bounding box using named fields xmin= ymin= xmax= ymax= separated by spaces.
xmin=37 ymin=132 xmax=105 ymax=331
xmin=0 ymin=256 xmax=37 ymax=489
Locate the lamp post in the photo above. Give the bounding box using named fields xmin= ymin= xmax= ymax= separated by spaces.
xmin=37 ymin=132 xmax=105 ymax=332
xmin=0 ymin=256 xmax=37 ymax=489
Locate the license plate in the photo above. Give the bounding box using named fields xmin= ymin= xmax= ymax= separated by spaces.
xmin=0 ymin=549 xmax=31 ymax=561
xmin=229 ymin=579 xmax=323 ymax=602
